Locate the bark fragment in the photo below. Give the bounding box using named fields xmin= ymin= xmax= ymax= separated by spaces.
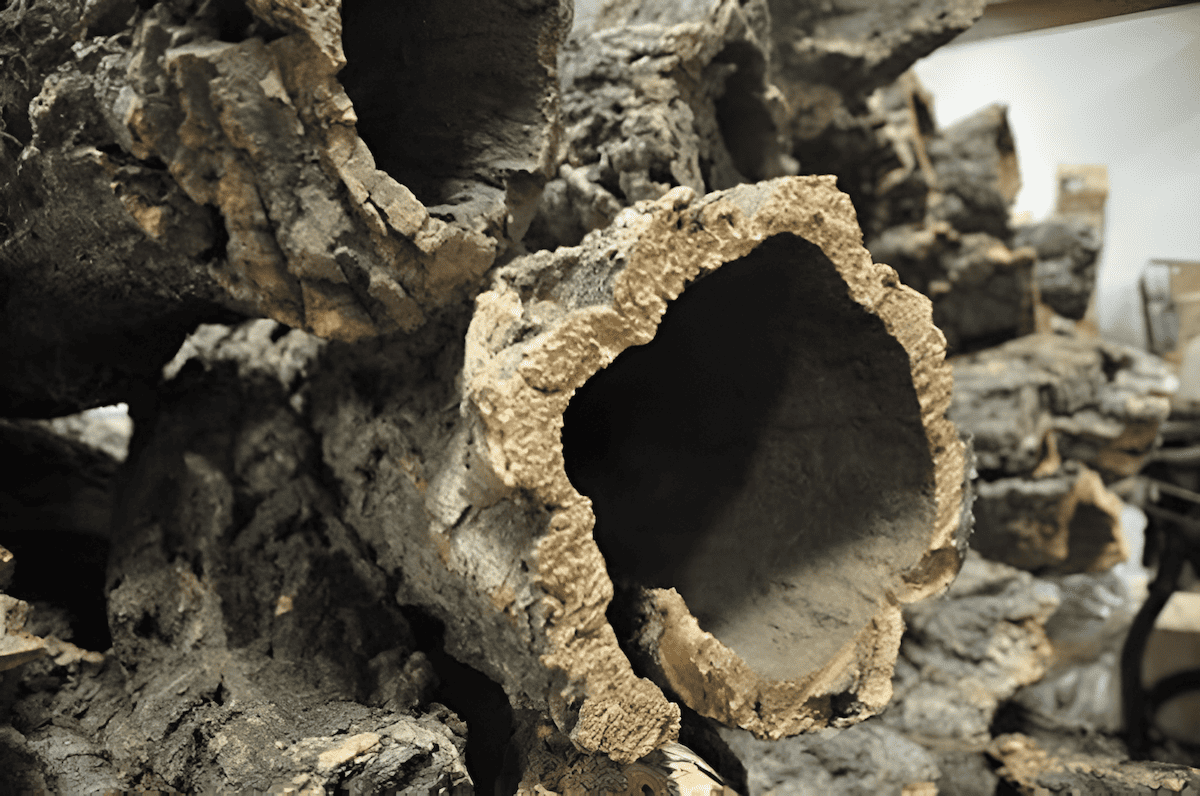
xmin=8 ymin=345 xmax=473 ymax=793
xmin=771 ymin=0 xmax=987 ymax=146
xmin=951 ymin=334 xmax=1175 ymax=480
xmin=989 ymin=733 xmax=1200 ymax=795
xmin=1013 ymin=217 xmax=1102 ymax=322
xmin=972 ymin=463 xmax=1127 ymax=574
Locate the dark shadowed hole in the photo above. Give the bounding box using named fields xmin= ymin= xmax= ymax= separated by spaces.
xmin=1 ymin=528 xmax=115 ymax=651
xmin=563 ymin=233 xmax=935 ymax=681
xmin=712 ymin=41 xmax=778 ymax=182
xmin=339 ymin=0 xmax=546 ymax=209
xmin=403 ymin=606 xmax=513 ymax=794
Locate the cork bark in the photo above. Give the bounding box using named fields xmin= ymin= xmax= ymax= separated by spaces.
xmin=0 ymin=0 xmax=568 ymax=415
xmin=0 ymin=0 xmax=980 ymax=789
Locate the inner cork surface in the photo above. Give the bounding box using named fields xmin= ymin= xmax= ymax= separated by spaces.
xmin=563 ymin=234 xmax=936 ymax=682
xmin=340 ymin=0 xmax=548 ymax=209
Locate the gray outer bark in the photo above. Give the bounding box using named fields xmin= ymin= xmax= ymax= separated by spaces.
xmin=3 ymin=332 xmax=472 ymax=792
xmin=1013 ymin=218 xmax=1103 ymax=321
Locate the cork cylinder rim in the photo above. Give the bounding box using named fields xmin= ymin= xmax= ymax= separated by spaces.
xmin=463 ymin=176 xmax=965 ymax=748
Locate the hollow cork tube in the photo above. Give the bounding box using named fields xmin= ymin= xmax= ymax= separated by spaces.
xmin=450 ymin=175 xmax=966 ymax=755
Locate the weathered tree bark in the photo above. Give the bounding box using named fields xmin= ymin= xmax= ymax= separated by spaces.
xmin=972 ymin=463 xmax=1127 ymax=574
xmin=313 ymin=177 xmax=967 ymax=759
xmin=950 ymin=333 xmax=1176 ymax=573
xmin=525 ymin=0 xmax=793 ymax=252
xmin=1 ymin=0 xmax=980 ymax=790
xmin=768 ymin=0 xmax=987 ymax=147
xmin=0 ymin=0 xmax=568 ymax=415
xmin=3 ymin=176 xmax=970 ymax=790
xmin=1012 ymin=217 xmax=1102 ymax=322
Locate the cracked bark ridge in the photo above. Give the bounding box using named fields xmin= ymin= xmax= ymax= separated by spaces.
xmin=950 ymin=333 xmax=1176 ymax=573
xmin=525 ymin=0 xmax=793 ymax=251
xmin=0 ymin=0 xmax=567 ymax=415
xmin=444 ymin=175 xmax=964 ymax=748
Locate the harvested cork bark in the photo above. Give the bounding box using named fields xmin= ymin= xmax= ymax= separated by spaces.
xmin=972 ymin=463 xmax=1127 ymax=574
xmin=416 ymin=175 xmax=965 ymax=752
xmin=2 ymin=0 xmax=974 ymax=785
xmin=950 ymin=333 xmax=1176 ymax=573
xmin=0 ymin=0 xmax=568 ymax=415
xmin=92 ymin=176 xmax=965 ymax=776
xmin=526 ymin=0 xmax=792 ymax=252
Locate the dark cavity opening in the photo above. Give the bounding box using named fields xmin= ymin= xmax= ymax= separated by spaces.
xmin=3 ymin=530 xmax=112 ymax=652
xmin=339 ymin=0 xmax=548 ymax=209
xmin=563 ymin=234 xmax=935 ymax=681
xmin=403 ymin=606 xmax=514 ymax=794
xmin=712 ymin=41 xmax=780 ymax=183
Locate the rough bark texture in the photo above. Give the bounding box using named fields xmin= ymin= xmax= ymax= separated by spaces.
xmin=769 ymin=0 xmax=987 ymax=144
xmin=782 ymin=65 xmax=1037 ymax=355
xmin=868 ymin=221 xmax=1036 ymax=354
xmin=949 ymin=333 xmax=1175 ymax=573
xmin=0 ymin=171 xmax=970 ymax=790
xmin=2 ymin=329 xmax=476 ymax=793
xmin=0 ymin=0 xmax=568 ymax=416
xmin=951 ymin=334 xmax=1175 ymax=481
xmin=972 ymin=463 xmax=1126 ymax=574
xmin=990 ymin=733 xmax=1200 ymax=795
xmin=9 ymin=0 xmax=1134 ymax=790
xmin=315 ymin=176 xmax=966 ymax=759
xmin=720 ymin=551 xmax=1057 ymax=795
xmin=526 ymin=0 xmax=792 ymax=252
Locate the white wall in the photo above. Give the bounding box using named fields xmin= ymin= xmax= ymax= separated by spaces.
xmin=913 ymin=6 xmax=1200 ymax=348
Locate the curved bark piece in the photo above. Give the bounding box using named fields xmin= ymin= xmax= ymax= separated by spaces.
xmin=447 ymin=175 xmax=965 ymax=746
xmin=0 ymin=0 xmax=567 ymax=415
xmin=950 ymin=334 xmax=1176 ymax=480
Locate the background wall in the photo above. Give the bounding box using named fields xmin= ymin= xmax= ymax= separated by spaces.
xmin=912 ymin=6 xmax=1200 ymax=348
